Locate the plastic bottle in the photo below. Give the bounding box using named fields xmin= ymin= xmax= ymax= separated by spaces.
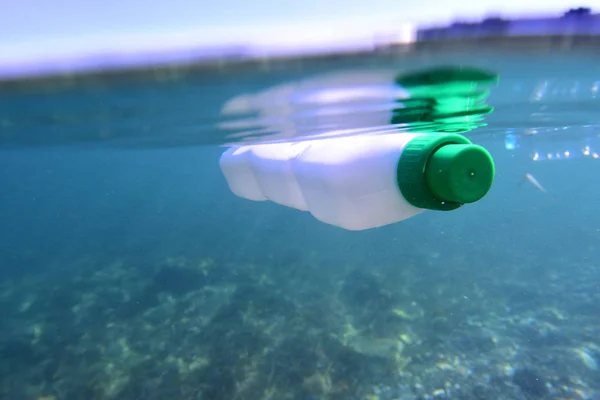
xmin=219 ymin=132 xmax=495 ymax=231
xmin=219 ymin=145 xmax=267 ymax=201
xmin=247 ymin=142 xmax=310 ymax=211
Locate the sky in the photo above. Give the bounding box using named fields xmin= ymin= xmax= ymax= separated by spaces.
xmin=0 ymin=0 xmax=589 ymax=76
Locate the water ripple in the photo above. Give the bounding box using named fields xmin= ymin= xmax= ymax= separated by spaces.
xmin=2 ymin=58 xmax=600 ymax=149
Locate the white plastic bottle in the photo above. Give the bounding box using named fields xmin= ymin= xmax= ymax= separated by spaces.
xmin=247 ymin=142 xmax=311 ymax=211
xmin=219 ymin=146 xmax=267 ymax=201
xmin=219 ymin=133 xmax=495 ymax=231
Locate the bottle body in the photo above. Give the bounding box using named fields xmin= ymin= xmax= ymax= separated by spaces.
xmin=219 ymin=146 xmax=267 ymax=202
xmin=248 ymin=142 xmax=310 ymax=211
xmin=291 ymin=134 xmax=425 ymax=230
xmin=219 ymin=133 xmax=426 ymax=230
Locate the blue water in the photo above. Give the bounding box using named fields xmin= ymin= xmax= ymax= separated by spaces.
xmin=1 ymin=51 xmax=600 ymax=400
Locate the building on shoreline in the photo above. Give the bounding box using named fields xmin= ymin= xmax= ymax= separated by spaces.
xmin=416 ymin=7 xmax=600 ymax=41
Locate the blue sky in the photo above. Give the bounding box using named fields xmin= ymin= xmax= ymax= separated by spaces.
xmin=0 ymin=0 xmax=586 ymax=74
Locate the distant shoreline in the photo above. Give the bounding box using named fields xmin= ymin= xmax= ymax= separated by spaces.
xmin=0 ymin=47 xmax=408 ymax=90
xmin=1 ymin=34 xmax=599 ymax=90
xmin=412 ymin=34 xmax=600 ymax=51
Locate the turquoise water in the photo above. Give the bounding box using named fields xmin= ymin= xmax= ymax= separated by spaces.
xmin=1 ymin=51 xmax=600 ymax=400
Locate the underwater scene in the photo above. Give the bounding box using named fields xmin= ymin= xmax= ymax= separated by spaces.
xmin=1 ymin=50 xmax=600 ymax=400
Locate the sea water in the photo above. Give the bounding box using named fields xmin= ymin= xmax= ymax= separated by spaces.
xmin=0 ymin=51 xmax=599 ymax=400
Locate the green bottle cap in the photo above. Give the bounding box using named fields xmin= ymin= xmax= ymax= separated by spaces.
xmin=397 ymin=134 xmax=495 ymax=211
xmin=426 ymin=143 xmax=495 ymax=204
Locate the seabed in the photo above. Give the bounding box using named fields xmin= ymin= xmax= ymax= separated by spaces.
xmin=1 ymin=249 xmax=599 ymax=400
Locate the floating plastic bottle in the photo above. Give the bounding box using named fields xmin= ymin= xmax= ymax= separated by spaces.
xmin=219 ymin=132 xmax=495 ymax=231
xmin=219 ymin=66 xmax=499 ymax=230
